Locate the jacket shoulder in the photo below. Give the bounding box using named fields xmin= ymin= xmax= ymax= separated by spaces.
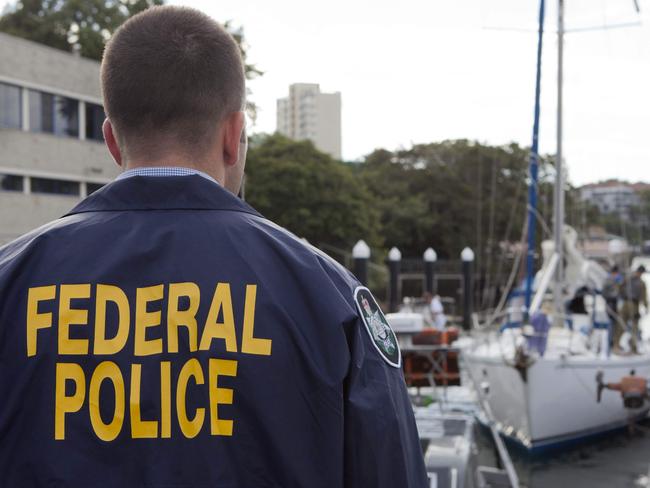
xmin=248 ymin=215 xmax=361 ymax=294
xmin=0 ymin=216 xmax=81 ymax=274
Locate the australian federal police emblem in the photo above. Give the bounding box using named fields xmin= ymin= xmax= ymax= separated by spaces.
xmin=354 ymin=286 xmax=401 ymax=368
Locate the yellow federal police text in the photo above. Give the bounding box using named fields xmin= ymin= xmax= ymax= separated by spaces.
xmin=26 ymin=282 xmax=272 ymax=441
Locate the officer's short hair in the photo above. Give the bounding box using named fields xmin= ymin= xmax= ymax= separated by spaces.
xmin=101 ymin=6 xmax=245 ymax=157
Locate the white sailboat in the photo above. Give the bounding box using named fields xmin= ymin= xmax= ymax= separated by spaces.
xmin=463 ymin=0 xmax=650 ymax=453
xmin=465 ymin=229 xmax=650 ymax=451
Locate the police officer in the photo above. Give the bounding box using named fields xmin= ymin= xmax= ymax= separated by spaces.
xmin=603 ymin=266 xmax=622 ymax=326
xmin=0 ymin=6 xmax=427 ymax=487
xmin=620 ymin=266 xmax=648 ymax=354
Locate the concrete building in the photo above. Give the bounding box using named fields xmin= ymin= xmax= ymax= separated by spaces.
xmin=276 ymin=83 xmax=342 ymax=159
xmin=0 ymin=33 xmax=118 ymax=245
xmin=579 ymin=180 xmax=650 ymax=221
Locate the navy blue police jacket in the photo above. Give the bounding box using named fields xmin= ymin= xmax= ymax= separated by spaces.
xmin=0 ymin=175 xmax=427 ymax=487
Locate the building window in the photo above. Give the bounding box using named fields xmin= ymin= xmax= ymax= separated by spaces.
xmin=87 ymin=182 xmax=104 ymax=195
xmin=29 ymin=90 xmax=79 ymax=137
xmin=31 ymin=177 xmax=79 ymax=196
xmin=0 ymin=83 xmax=21 ymax=129
xmin=0 ymin=174 xmax=23 ymax=192
xmin=86 ymin=103 xmax=105 ymax=142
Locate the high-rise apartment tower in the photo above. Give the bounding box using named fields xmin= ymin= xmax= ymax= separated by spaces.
xmin=276 ymin=83 xmax=341 ymax=159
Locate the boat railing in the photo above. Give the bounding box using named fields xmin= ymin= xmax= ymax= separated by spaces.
xmin=470 ymin=285 xmax=622 ymax=362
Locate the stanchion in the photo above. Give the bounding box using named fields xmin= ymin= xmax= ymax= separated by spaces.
xmin=352 ymin=240 xmax=370 ymax=286
xmin=423 ymin=247 xmax=437 ymax=294
xmin=388 ymin=247 xmax=401 ymax=312
xmin=461 ymin=247 xmax=475 ymax=330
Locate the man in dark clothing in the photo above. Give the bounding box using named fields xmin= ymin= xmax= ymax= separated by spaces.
xmin=0 ymin=6 xmax=428 ymax=487
xmin=619 ymin=266 xmax=648 ymax=354
xmin=603 ymin=265 xmax=623 ymax=348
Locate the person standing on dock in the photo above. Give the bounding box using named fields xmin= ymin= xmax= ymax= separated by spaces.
xmin=425 ymin=292 xmax=447 ymax=330
xmin=619 ymin=266 xmax=648 ymax=354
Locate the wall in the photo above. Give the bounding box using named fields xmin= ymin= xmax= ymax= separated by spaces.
xmin=0 ymin=34 xmax=117 ymax=244
xmin=0 ymin=129 xmax=117 ymax=180
xmin=0 ymin=32 xmax=101 ymax=102
xmin=315 ymin=92 xmax=342 ymax=160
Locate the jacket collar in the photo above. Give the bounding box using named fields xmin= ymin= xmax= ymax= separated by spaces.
xmin=65 ymin=175 xmax=262 ymax=218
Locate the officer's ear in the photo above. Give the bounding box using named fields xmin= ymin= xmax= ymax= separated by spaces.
xmin=221 ymin=111 xmax=246 ymax=167
xmin=102 ymin=119 xmax=123 ymax=168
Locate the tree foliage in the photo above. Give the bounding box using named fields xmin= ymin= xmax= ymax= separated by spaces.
xmin=244 ymin=134 xmax=573 ymax=275
xmin=357 ymin=140 xmax=557 ymax=261
xmin=245 ymin=134 xmax=382 ymax=251
xmin=0 ymin=0 xmax=164 ymax=60
xmin=0 ymin=0 xmax=261 ymax=82
xmin=0 ymin=0 xmax=262 ymax=119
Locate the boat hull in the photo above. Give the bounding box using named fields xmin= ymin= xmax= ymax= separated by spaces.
xmin=464 ymin=352 xmax=650 ymax=452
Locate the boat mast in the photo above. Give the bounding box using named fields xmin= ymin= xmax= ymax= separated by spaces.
xmin=524 ymin=0 xmax=546 ymax=314
xmin=553 ymin=0 xmax=565 ymax=322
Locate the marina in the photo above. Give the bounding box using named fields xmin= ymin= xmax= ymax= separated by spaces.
xmin=379 ymin=1 xmax=650 ymax=484
xmin=0 ymin=0 xmax=649 ymax=486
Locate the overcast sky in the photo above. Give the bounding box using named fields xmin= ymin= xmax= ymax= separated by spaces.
xmin=181 ymin=0 xmax=649 ymax=186
xmin=3 ymin=0 xmax=646 ymax=185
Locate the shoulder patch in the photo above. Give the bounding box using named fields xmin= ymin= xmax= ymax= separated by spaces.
xmin=354 ymin=286 xmax=401 ymax=368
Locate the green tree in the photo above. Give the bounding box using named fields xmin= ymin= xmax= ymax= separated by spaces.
xmin=225 ymin=22 xmax=263 ymax=123
xmin=0 ymin=0 xmax=164 ymax=60
xmin=242 ymin=134 xmax=571 ymax=299
xmin=357 ymin=148 xmax=437 ymax=256
xmin=245 ymin=134 xmax=382 ymax=252
xmin=357 ymin=140 xmax=553 ymax=261
xmin=0 ymin=1 xmax=261 ymax=79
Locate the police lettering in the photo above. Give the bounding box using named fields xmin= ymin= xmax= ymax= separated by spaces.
xmin=25 ymin=282 xmax=272 ymax=441
xmin=53 ymin=358 xmax=237 ymax=441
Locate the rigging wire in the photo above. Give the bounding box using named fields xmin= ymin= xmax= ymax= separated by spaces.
xmin=487 ymin=165 xmax=527 ymax=311
xmin=481 ymin=153 xmax=499 ymax=308
xmin=485 ymin=218 xmax=529 ymax=329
